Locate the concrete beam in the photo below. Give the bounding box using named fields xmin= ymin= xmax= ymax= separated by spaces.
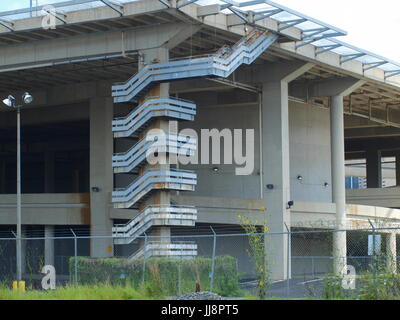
xmin=346 ymin=137 xmax=400 ymax=153
xmin=0 ymin=193 xmax=89 ymax=225
xmin=344 ymin=115 xmax=384 ymax=129
xmin=0 ymin=23 xmax=191 ymax=70
xmin=345 ymin=127 xmax=400 ymax=140
xmin=311 ymin=78 xmax=366 ymax=97
xmin=238 ymin=61 xmax=315 ymax=85
xmin=292 ymin=77 xmax=366 ymax=98
xmin=0 ymin=0 xmax=168 ymax=35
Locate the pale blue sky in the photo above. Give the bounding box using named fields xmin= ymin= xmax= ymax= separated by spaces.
xmin=1 ymin=0 xmax=399 ymax=61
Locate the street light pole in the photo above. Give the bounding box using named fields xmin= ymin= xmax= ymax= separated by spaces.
xmin=2 ymin=93 xmax=33 ymax=282
xmin=16 ymin=106 xmax=22 ymax=281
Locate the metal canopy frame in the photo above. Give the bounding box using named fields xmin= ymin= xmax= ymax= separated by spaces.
xmin=308 ymin=38 xmax=400 ymax=80
xmin=0 ymin=0 xmax=129 ymax=20
xmin=186 ymin=0 xmax=400 ymax=81
xmin=178 ymin=0 xmax=347 ymax=40
xmin=0 ymin=0 xmax=398 ymax=80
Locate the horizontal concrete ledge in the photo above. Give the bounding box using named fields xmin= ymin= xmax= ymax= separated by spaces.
xmin=172 ymin=195 xmax=264 ymax=211
xmin=0 ymin=193 xmax=89 ymax=204
xmin=347 ymin=203 xmax=400 ymax=220
xmin=0 ymin=193 xmax=89 ymax=225
xmin=0 ymin=193 xmax=399 ymax=228
xmin=292 ymin=201 xmax=336 ymax=215
xmin=347 ymin=187 xmax=400 ymax=208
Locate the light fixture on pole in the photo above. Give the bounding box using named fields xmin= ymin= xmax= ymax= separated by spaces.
xmin=22 ymin=92 xmax=33 ymax=105
xmin=2 ymin=92 xmax=33 ymax=282
xmin=2 ymin=95 xmax=16 ymax=108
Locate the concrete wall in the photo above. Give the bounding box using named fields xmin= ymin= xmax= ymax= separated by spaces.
xmin=180 ymin=100 xmax=332 ymax=204
xmin=180 ymin=103 xmax=261 ymax=199
xmin=289 ymin=101 xmax=332 ymax=203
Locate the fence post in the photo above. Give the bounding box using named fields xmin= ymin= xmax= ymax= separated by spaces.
xmin=284 ymin=223 xmax=291 ymax=298
xmin=142 ymin=233 xmax=148 ymax=285
xmin=312 ymin=257 xmax=315 ymax=279
xmin=70 ymin=229 xmax=78 ymax=285
xmin=368 ymin=220 xmax=377 ymax=275
xmin=368 ymin=219 xmax=379 ymax=298
xmin=210 ymin=226 xmax=217 ymax=292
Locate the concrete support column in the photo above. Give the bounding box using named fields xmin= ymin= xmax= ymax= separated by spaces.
xmin=261 ymin=62 xmax=314 ymax=281
xmin=0 ymin=159 xmax=6 ymax=193
xmin=262 ymin=80 xmax=291 ymax=281
xmin=330 ymin=96 xmax=347 ymax=275
xmin=44 ymin=150 xmax=55 ymax=193
xmin=90 ymin=96 xmax=114 ymax=257
xmin=386 ymin=232 xmax=397 ymax=273
xmin=73 ymin=169 xmax=80 ymax=193
xmin=366 ymin=149 xmax=382 ymax=188
xmin=44 ymin=225 xmax=55 ymax=266
xmin=396 ymin=152 xmax=400 ymax=187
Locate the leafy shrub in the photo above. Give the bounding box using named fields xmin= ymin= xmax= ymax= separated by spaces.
xmin=322 ymin=276 xmax=348 ymax=300
xmin=359 ymin=272 xmax=400 ymax=300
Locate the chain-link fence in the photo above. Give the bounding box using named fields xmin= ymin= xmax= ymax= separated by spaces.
xmin=1 ymin=226 xmax=400 ymax=299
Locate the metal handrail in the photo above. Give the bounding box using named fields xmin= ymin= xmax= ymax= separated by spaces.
xmin=112 ymin=169 xmax=197 ymax=206
xmin=112 ymin=30 xmax=279 ymax=103
xmin=113 ymin=96 xmax=196 ymax=121
xmin=113 ymin=205 xmax=197 ymax=228
xmin=113 ymin=135 xmax=196 ymax=169
xmin=112 ymin=206 xmax=197 ymax=244
xmin=113 ymin=168 xmax=196 ymax=192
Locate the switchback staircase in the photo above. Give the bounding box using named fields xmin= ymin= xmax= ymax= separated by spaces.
xmin=111 ymin=29 xmax=278 ymax=259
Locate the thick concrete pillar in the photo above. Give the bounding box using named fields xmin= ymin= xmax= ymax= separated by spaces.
xmin=140 ymin=48 xmax=172 ymax=244
xmin=44 ymin=225 xmax=55 ymax=266
xmin=261 ymin=62 xmax=314 ymax=281
xmin=366 ymin=149 xmax=382 ymax=188
xmin=44 ymin=150 xmax=55 ymax=193
xmin=73 ymin=169 xmax=80 ymax=193
xmin=386 ymin=232 xmax=397 ymax=273
xmin=0 ymin=159 xmax=6 ymax=193
xmin=330 ymin=96 xmax=347 ymax=275
xmin=90 ymin=97 xmax=114 ymax=257
xmin=396 ymin=152 xmax=400 ymax=187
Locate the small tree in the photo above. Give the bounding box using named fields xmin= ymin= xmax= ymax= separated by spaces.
xmin=238 ymin=215 xmax=270 ymax=299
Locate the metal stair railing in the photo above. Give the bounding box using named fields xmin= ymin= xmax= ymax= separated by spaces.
xmin=113 ymin=205 xmax=197 ymax=245
xmin=112 ymin=31 xmax=279 ymax=103
xmin=113 ymin=134 xmax=197 ymax=174
xmin=112 ymin=169 xmax=197 ymax=208
xmin=129 ymin=241 xmax=198 ymax=260
xmin=112 ymin=97 xmax=196 ymax=138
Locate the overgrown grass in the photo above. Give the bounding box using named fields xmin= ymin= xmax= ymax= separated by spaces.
xmin=0 ymin=284 xmax=165 ymax=300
